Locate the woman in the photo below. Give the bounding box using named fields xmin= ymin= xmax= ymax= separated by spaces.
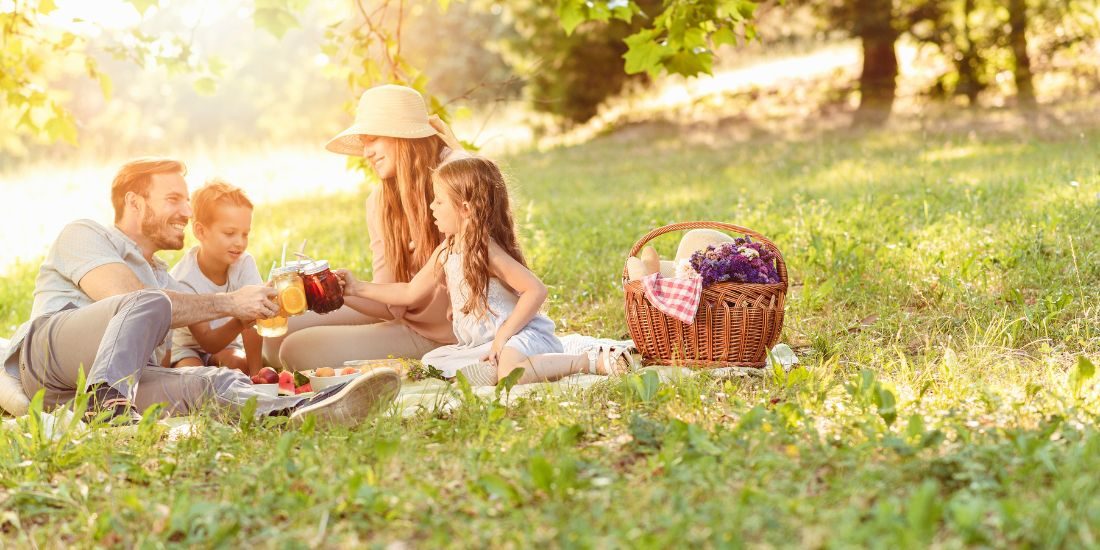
xmin=269 ymin=84 xmax=465 ymax=370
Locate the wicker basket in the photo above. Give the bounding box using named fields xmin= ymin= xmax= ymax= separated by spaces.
xmin=623 ymin=221 xmax=788 ymax=368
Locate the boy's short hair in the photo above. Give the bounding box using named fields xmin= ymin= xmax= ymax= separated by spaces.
xmin=192 ymin=179 xmax=254 ymax=226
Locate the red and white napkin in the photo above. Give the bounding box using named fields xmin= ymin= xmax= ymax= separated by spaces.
xmin=641 ymin=273 xmax=702 ymax=324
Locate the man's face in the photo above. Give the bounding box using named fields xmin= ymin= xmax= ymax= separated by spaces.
xmin=138 ymin=172 xmax=192 ymax=251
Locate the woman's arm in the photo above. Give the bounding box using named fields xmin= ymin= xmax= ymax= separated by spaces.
xmin=486 ymin=240 xmax=548 ymax=363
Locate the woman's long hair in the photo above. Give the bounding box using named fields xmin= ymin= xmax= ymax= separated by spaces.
xmin=379 ymin=135 xmax=447 ymax=281
xmin=434 ymin=157 xmax=526 ymax=318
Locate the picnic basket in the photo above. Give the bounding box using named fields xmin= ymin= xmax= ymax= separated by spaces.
xmin=622 ymin=221 xmax=788 ymax=368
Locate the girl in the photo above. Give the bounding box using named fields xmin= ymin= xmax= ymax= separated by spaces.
xmin=338 ymin=157 xmax=635 ymax=385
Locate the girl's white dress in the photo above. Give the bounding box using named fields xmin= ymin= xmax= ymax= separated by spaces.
xmin=420 ymin=250 xmax=562 ymax=377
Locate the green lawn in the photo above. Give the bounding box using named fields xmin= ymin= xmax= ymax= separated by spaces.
xmin=2 ymin=120 xmax=1099 ymax=547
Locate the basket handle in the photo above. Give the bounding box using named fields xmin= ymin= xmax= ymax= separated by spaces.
xmin=621 ymin=221 xmax=788 ymax=285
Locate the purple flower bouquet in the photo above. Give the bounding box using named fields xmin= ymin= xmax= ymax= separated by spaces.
xmin=688 ymin=237 xmax=781 ymax=286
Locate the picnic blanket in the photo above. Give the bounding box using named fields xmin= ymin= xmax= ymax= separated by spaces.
xmin=1 ymin=334 xmax=798 ymax=420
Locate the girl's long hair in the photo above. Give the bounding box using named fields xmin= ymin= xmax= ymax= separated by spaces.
xmin=379 ymin=135 xmax=447 ymax=281
xmin=434 ymin=156 xmax=526 ymax=318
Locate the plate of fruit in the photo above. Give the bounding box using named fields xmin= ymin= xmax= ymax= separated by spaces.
xmin=250 ymin=367 xmax=313 ymax=395
xmin=303 ymin=366 xmax=363 ymax=391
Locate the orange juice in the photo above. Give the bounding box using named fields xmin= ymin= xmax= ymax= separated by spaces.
xmin=271 ymin=266 xmax=307 ymax=316
xmin=256 ymin=313 xmax=288 ymax=337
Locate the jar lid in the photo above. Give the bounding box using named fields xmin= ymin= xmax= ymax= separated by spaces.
xmin=302 ymin=260 xmax=330 ymax=275
xmin=270 ymin=265 xmax=300 ymax=278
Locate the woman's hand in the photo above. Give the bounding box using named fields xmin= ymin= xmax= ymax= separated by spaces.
xmin=428 ymin=115 xmax=463 ymax=152
xmin=334 ymin=269 xmax=361 ymax=297
xmin=482 ymin=335 xmax=508 ymax=367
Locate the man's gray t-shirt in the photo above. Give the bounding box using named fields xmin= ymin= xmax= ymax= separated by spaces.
xmin=3 ymin=219 xmax=185 ymax=377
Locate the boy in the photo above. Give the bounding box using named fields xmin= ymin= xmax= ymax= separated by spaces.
xmin=169 ymin=179 xmax=264 ymax=374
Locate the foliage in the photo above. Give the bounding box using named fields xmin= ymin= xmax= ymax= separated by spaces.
xmin=911 ymin=0 xmax=1100 ymax=103
xmin=1 ymin=0 xmax=225 ymax=149
xmin=499 ymin=0 xmax=763 ymax=124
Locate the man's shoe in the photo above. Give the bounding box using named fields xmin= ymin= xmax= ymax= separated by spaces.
xmin=86 ymin=384 xmax=142 ymax=426
xmin=290 ymin=368 xmax=400 ymax=428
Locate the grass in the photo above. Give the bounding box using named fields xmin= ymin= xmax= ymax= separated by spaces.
xmin=2 ymin=118 xmax=1100 ymax=548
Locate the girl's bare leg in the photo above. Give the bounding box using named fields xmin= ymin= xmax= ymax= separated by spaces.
xmin=495 ymin=348 xmax=623 ymax=385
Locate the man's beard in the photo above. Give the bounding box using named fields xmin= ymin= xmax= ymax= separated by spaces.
xmin=141 ymin=208 xmax=186 ymax=251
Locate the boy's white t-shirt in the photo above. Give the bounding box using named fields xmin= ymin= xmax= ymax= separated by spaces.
xmin=169 ymin=246 xmax=264 ymax=353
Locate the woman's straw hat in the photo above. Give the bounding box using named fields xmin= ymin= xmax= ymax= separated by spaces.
xmin=325 ymin=84 xmax=460 ymax=156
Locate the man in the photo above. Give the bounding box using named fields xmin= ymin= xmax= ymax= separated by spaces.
xmin=0 ymin=157 xmax=398 ymax=426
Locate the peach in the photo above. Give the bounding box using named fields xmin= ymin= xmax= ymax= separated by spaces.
xmin=315 ymin=367 xmax=335 ymax=377
xmin=340 ymin=367 xmax=358 ymax=376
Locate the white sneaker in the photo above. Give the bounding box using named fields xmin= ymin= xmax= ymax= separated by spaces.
xmin=290 ymin=368 xmax=400 ymax=428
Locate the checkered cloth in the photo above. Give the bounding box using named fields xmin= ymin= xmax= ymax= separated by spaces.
xmin=641 ymin=273 xmax=702 ymax=324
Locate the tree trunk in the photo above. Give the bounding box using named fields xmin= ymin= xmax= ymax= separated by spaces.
xmin=851 ymin=0 xmax=899 ymax=127
xmin=1008 ymin=0 xmax=1038 ymax=113
xmin=853 ymin=31 xmax=899 ymax=127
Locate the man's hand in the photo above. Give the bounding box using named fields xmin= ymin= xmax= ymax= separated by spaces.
xmin=228 ymin=285 xmax=279 ymax=321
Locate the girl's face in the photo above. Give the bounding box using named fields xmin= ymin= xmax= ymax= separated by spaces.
xmin=359 ymin=135 xmax=398 ymax=179
xmin=430 ymin=181 xmax=466 ymax=236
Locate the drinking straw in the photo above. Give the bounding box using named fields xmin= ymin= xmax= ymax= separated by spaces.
xmin=280 ymin=242 xmax=287 ymax=267
xmin=298 ymin=239 xmax=308 ymax=256
xmin=269 ymin=260 xmax=277 ymax=280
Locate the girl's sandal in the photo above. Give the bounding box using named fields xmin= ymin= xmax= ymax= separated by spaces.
xmin=585 ymin=345 xmax=638 ymax=376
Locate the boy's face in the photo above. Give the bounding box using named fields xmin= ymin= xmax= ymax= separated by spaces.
xmin=194 ymin=204 xmax=252 ymax=265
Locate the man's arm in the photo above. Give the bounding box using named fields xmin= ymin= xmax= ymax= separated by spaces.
xmin=78 ymin=263 xmax=279 ymax=328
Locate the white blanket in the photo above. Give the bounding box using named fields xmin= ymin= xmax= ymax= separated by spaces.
xmin=0 ymin=337 xmax=30 ymax=417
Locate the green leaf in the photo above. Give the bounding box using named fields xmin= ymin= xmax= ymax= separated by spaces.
xmin=528 ymin=454 xmax=553 ymax=492
xmin=875 ymin=386 xmax=897 ymax=427
xmin=711 ymin=27 xmax=736 ymax=47
xmin=98 ymin=73 xmax=113 ymax=101
xmin=682 ymin=28 xmax=707 ymax=50
xmin=44 ymin=107 xmax=78 ymax=145
xmin=623 ymin=30 xmax=672 ymax=76
xmin=665 ymin=50 xmax=713 ymax=77
xmin=906 ymin=480 xmax=943 ymax=543
xmin=611 ymin=1 xmax=639 ymax=22
xmin=557 ymin=0 xmax=586 ymax=35
xmin=254 ymin=7 xmax=299 ymax=39
xmin=476 ymin=474 xmax=518 ymax=504
xmin=687 ymin=424 xmax=721 ymax=456
xmin=496 ymin=367 xmax=524 ymax=400
xmin=126 ymin=0 xmax=159 ymax=16
xmin=1072 ymin=355 xmax=1096 ymax=399
xmin=454 ymin=371 xmax=476 ymax=403
xmin=193 ymin=76 xmax=217 ymax=96
xmin=239 ymin=397 xmax=259 ymax=432
xmin=38 ymin=0 xmax=58 ymax=14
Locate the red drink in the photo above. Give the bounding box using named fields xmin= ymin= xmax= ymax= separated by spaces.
xmin=301 ymin=260 xmax=344 ymax=314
